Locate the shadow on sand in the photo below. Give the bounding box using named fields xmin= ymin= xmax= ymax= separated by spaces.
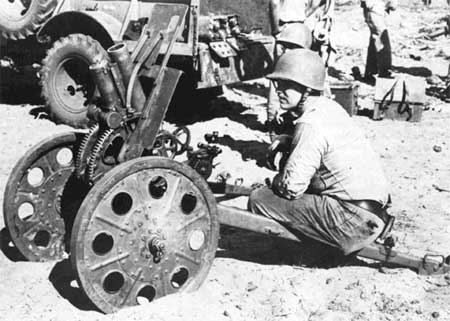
xmin=49 ymin=259 xmax=100 ymax=312
xmin=216 ymin=134 xmax=269 ymax=167
xmin=0 ymin=229 xmax=96 ymax=311
xmin=0 ymin=228 xmax=27 ymax=262
xmin=168 ymin=93 xmax=267 ymax=133
xmin=217 ymin=225 xmax=376 ymax=269
xmin=392 ymin=65 xmax=433 ymax=78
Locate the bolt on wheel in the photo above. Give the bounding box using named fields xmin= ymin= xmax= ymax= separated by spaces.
xmin=3 ymin=132 xmax=85 ymax=261
xmin=70 ymin=157 xmax=219 ymax=313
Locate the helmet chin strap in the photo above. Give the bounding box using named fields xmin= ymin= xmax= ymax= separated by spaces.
xmin=291 ymin=87 xmax=311 ymax=118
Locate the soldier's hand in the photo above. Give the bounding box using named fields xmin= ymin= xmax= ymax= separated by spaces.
xmin=274 ymin=110 xmax=284 ymax=126
xmin=271 ymin=173 xmax=284 ymax=193
xmin=266 ymin=134 xmax=292 ymax=171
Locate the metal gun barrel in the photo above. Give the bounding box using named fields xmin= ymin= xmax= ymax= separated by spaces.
xmin=90 ymin=59 xmax=122 ymax=112
xmin=108 ymin=43 xmax=146 ymax=112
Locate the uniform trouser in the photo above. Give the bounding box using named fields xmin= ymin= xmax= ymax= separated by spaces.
xmin=248 ymin=187 xmax=384 ymax=255
xmin=363 ymin=7 xmax=392 ymax=77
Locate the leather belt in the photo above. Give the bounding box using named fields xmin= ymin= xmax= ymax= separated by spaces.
xmin=347 ymin=200 xmax=389 ymax=224
xmin=346 ymin=199 xmax=395 ymax=240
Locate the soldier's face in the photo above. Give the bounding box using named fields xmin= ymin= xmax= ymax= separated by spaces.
xmin=274 ymin=79 xmax=304 ymax=110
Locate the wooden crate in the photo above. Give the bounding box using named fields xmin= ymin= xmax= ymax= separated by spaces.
xmin=330 ymin=81 xmax=359 ymax=116
xmin=373 ymin=77 xmax=426 ymax=122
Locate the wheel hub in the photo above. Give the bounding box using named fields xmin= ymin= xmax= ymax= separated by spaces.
xmin=55 ymin=57 xmax=92 ymax=112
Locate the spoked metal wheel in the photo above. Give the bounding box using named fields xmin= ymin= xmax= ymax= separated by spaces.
xmin=71 ymin=157 xmax=219 ymax=313
xmin=172 ymin=126 xmax=190 ymax=155
xmin=147 ymin=130 xmax=179 ymax=159
xmin=3 ymin=132 xmax=84 ymax=261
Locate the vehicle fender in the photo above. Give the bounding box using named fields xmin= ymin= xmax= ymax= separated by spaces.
xmin=37 ymin=11 xmax=122 ymax=48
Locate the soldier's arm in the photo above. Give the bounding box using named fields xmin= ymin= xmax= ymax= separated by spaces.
xmin=272 ymin=122 xmax=326 ymax=199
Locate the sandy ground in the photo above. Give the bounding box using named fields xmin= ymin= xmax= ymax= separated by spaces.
xmin=1 ymin=0 xmax=450 ymax=320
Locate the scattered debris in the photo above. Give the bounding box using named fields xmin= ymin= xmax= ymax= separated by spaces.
xmin=245 ymin=281 xmax=258 ymax=292
xmin=409 ymin=53 xmax=422 ymax=61
xmin=432 ymin=311 xmax=440 ymax=318
xmin=426 ymin=75 xmax=443 ymax=86
xmin=432 ymin=184 xmax=450 ymax=193
xmin=433 ymin=145 xmax=442 ymax=152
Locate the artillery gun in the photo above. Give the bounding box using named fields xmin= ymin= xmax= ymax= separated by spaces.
xmin=0 ymin=0 xmax=274 ymax=127
xmin=4 ymin=3 xmax=450 ymax=314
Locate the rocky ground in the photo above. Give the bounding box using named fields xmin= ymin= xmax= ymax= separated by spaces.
xmin=1 ymin=0 xmax=450 ymax=320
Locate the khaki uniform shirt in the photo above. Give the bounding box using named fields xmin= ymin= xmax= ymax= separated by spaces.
xmin=361 ymin=0 xmax=397 ymax=14
xmin=278 ymin=0 xmax=308 ymax=23
xmin=277 ymin=96 xmax=390 ymax=205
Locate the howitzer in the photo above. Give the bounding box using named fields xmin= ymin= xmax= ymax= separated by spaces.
xmin=3 ymin=2 xmax=450 ymax=315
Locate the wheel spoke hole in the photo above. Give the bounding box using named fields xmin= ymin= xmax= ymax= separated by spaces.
xmin=103 ymin=136 xmax=124 ymax=165
xmin=92 ymin=233 xmax=114 ymax=255
xmin=103 ymin=271 xmax=125 ymax=293
xmin=171 ymin=267 xmax=189 ymax=289
xmin=56 ymin=148 xmax=73 ymax=166
xmin=149 ymin=176 xmax=167 ymax=199
xmin=18 ymin=202 xmax=34 ymax=220
xmin=70 ymin=280 xmax=79 ymax=289
xmin=181 ymin=194 xmax=197 ymax=214
xmin=27 ymin=167 xmax=44 ymax=187
xmin=34 ymin=230 xmax=51 ymax=248
xmin=111 ymin=192 xmax=133 ymax=215
xmin=189 ymin=230 xmax=205 ymax=251
xmin=136 ymin=285 xmax=156 ymax=305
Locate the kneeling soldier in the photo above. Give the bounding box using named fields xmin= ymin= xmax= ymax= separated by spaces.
xmin=250 ymin=49 xmax=391 ymax=255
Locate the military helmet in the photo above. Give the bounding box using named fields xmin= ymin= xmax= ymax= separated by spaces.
xmin=276 ymin=23 xmax=313 ymax=49
xmin=267 ymin=49 xmax=326 ymax=91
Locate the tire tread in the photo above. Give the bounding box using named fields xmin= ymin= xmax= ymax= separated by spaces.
xmin=40 ymin=33 xmax=109 ymax=128
xmin=0 ymin=0 xmax=57 ymax=40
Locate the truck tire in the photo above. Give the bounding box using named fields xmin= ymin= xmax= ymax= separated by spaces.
xmin=40 ymin=34 xmax=109 ymax=128
xmin=0 ymin=0 xmax=57 ymax=40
